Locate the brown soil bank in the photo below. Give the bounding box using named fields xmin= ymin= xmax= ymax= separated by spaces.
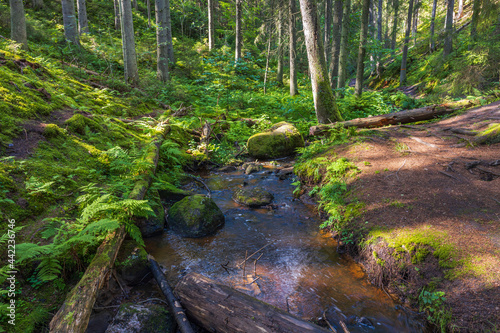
xmin=304 ymin=101 xmax=500 ymax=332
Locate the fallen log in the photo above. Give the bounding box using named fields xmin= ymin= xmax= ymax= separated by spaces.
xmin=309 ymin=101 xmax=473 ymax=136
xmin=174 ymin=272 xmax=330 ymax=333
xmin=49 ymin=124 xmax=170 ymax=333
xmin=148 ymin=255 xmax=194 ymax=333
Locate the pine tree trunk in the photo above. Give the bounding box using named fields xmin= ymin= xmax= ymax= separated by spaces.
xmin=355 ymin=0 xmax=371 ymax=97
xmin=376 ymin=0 xmax=382 ymax=76
xmin=324 ymin=0 xmax=332 ymax=63
xmin=390 ymin=0 xmax=399 ymax=53
xmin=32 ymin=0 xmax=44 ymax=10
xmin=369 ymin=0 xmax=375 ymax=75
xmin=289 ymin=0 xmax=298 ymax=96
xmin=299 ymin=0 xmax=343 ymax=123
xmin=155 ymin=0 xmax=169 ymax=82
xmin=61 ymin=0 xmax=80 ymax=45
xmin=277 ymin=1 xmax=284 ymax=86
xmin=235 ymin=0 xmax=242 ymax=62
xmin=208 ymin=0 xmax=215 ymax=50
xmin=470 ymin=0 xmax=481 ymax=41
xmin=399 ymin=0 xmax=414 ymax=86
xmin=119 ymin=0 xmax=139 ymax=83
xmin=457 ymin=0 xmax=463 ymax=18
xmin=165 ymin=0 xmax=174 ymax=64
xmin=443 ymin=0 xmax=454 ymax=57
xmin=133 ymin=0 xmax=138 ymax=10
xmin=412 ymin=0 xmax=419 ymax=46
xmin=114 ymin=0 xmax=121 ymax=30
xmin=429 ymin=0 xmax=438 ymax=51
xmin=76 ymin=0 xmax=89 ymax=34
xmin=337 ymin=0 xmax=351 ymax=92
xmin=10 ymin=0 xmax=28 ymax=50
xmin=328 ymin=0 xmax=343 ymax=87
xmin=147 ymin=0 xmax=151 ymax=28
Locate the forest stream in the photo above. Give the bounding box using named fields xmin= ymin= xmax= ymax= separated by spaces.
xmin=146 ymin=164 xmax=426 ymax=333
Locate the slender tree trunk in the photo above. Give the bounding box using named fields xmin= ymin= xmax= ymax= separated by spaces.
xmin=355 ymin=0 xmax=371 ymax=97
xmin=114 ymin=0 xmax=121 ymax=30
xmin=119 ymin=0 xmax=139 ymax=83
xmin=384 ymin=0 xmax=389 ymax=47
xmin=32 ymin=0 xmax=44 ymax=10
xmin=399 ymin=0 xmax=414 ymax=86
xmin=429 ymin=0 xmax=438 ymax=51
xmin=76 ymin=0 xmax=89 ymax=34
xmin=390 ymin=0 xmax=399 ymax=53
xmin=443 ymin=0 xmax=454 ymax=57
xmin=10 ymin=0 xmax=28 ymax=49
xmin=61 ymin=0 xmax=80 ymax=45
xmin=156 ymin=0 xmax=169 ymax=82
xmin=369 ymin=1 xmax=375 ymax=74
xmin=470 ymin=0 xmax=481 ymax=40
xmin=208 ymin=0 xmax=215 ymax=49
xmin=328 ymin=0 xmax=343 ymax=87
xmin=289 ymin=0 xmax=298 ymax=95
xmin=264 ymin=34 xmax=271 ymax=94
xmin=235 ymin=0 xmax=242 ymax=62
xmin=299 ymin=0 xmax=343 ymax=123
xmin=165 ymin=0 xmax=174 ymax=64
xmin=147 ymin=0 xmax=151 ymax=28
xmin=412 ymin=0 xmax=419 ymax=46
xmin=277 ymin=1 xmax=284 ymax=86
xmin=132 ymin=0 xmax=138 ymax=10
xmin=337 ymin=0 xmax=351 ymax=92
xmin=457 ymin=0 xmax=463 ymax=18
xmin=324 ymin=0 xmax=332 ymax=63
xmin=376 ymin=0 xmax=382 ymax=76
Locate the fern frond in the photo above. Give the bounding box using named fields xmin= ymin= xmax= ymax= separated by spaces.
xmin=37 ymin=257 xmax=62 ymax=282
xmin=115 ymin=199 xmax=155 ymax=218
xmin=79 ymin=218 xmax=120 ymax=237
xmin=0 ymin=226 xmax=24 ymax=246
xmin=124 ymin=222 xmax=145 ymax=247
xmin=15 ymin=243 xmax=53 ymax=264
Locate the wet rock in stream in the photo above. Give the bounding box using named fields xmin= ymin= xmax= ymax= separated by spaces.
xmin=105 ymin=303 xmax=176 ymax=333
xmin=115 ymin=240 xmax=151 ymax=285
xmin=233 ymin=186 xmax=274 ymax=207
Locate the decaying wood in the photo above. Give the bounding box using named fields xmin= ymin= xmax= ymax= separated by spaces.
xmin=174 ymin=273 xmax=330 ymax=333
xmin=309 ymin=102 xmax=472 ymax=136
xmin=438 ymin=170 xmax=460 ymax=181
xmin=148 ymin=255 xmax=195 ymax=333
xmin=50 ymin=124 xmax=170 ymax=333
xmin=476 ymin=167 xmax=500 ymax=176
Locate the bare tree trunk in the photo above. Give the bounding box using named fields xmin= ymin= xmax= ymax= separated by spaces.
xmin=399 ymin=0 xmax=414 ymax=86
xmin=263 ymin=33 xmax=271 ymax=94
xmin=337 ymin=0 xmax=351 ymax=92
xmin=165 ymin=0 xmax=174 ymax=64
xmin=277 ymin=1 xmax=284 ymax=86
xmin=133 ymin=0 xmax=138 ymax=10
xmin=147 ymin=0 xmax=151 ymax=28
xmin=299 ymin=0 xmax=343 ymax=123
xmin=376 ymin=0 xmax=382 ymax=76
xmin=119 ymin=0 xmax=139 ymax=83
xmin=77 ymin=0 xmax=89 ymax=34
xmin=61 ymin=0 xmax=80 ymax=45
xmin=470 ymin=0 xmax=481 ymax=40
xmin=369 ymin=0 xmax=375 ymax=75
xmin=324 ymin=0 xmax=332 ymax=63
xmin=328 ymin=0 xmax=343 ymax=87
xmin=114 ymin=0 xmax=121 ymax=30
xmin=208 ymin=0 xmax=215 ymax=49
xmin=390 ymin=0 xmax=399 ymax=54
xmin=429 ymin=0 xmax=438 ymax=51
xmin=355 ymin=0 xmax=371 ymax=97
xmin=156 ymin=0 xmax=169 ymax=82
xmin=32 ymin=0 xmax=44 ymax=10
xmin=443 ymin=0 xmax=454 ymax=57
xmin=457 ymin=0 xmax=463 ymax=18
xmin=10 ymin=0 xmax=28 ymax=49
xmin=235 ymin=0 xmax=242 ymax=62
xmin=412 ymin=0 xmax=419 ymax=46
xmin=289 ymin=0 xmax=298 ymax=95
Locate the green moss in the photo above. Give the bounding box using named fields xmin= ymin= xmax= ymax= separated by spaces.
xmin=43 ymin=124 xmax=65 ymax=138
xmin=476 ymin=123 xmax=500 ymax=144
xmin=65 ymin=114 xmax=102 ymax=135
xmin=247 ymin=122 xmax=304 ymax=159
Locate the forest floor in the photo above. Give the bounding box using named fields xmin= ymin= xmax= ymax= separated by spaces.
xmin=330 ymin=101 xmax=500 ymax=331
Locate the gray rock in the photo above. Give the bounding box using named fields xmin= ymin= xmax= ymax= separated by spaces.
xmin=105 ymin=304 xmax=176 ymax=333
xmin=233 ymin=187 xmax=274 ymax=207
xmin=247 ymin=122 xmax=304 ymax=159
xmin=116 ymin=241 xmax=151 ymax=285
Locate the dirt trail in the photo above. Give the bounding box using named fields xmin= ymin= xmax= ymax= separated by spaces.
xmin=337 ymin=101 xmax=500 ymax=331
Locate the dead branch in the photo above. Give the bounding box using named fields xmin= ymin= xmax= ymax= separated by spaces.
xmin=236 ymin=241 xmax=275 ymax=268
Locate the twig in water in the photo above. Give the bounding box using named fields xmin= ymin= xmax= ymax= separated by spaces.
xmin=220 ymin=261 xmax=230 ymax=275
xmin=254 ymin=253 xmax=263 ymax=276
xmin=246 ymin=276 xmax=261 ymax=285
xmin=237 ymin=241 xmax=276 ymax=268
xmin=187 ymin=174 xmax=211 ymax=198
xmin=322 ymin=310 xmax=338 ymax=333
xmin=242 ymin=250 xmax=247 ymax=280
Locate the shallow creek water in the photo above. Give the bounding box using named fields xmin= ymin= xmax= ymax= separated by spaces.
xmin=146 ymin=167 xmax=425 ymax=332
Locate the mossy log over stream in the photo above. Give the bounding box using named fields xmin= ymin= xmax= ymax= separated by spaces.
xmin=49 ymin=124 xmax=170 ymax=333
xmin=309 ymin=101 xmax=474 ymax=135
xmin=174 ymin=273 xmax=330 ymax=333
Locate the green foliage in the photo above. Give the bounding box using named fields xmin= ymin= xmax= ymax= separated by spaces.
xmin=419 ymin=290 xmax=452 ymax=333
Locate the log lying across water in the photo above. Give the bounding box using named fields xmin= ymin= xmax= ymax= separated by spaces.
xmin=309 ymin=101 xmax=474 ymax=136
xmin=175 ymin=273 xmax=330 ymax=333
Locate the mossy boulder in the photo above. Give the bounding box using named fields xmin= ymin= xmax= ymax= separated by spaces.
xmin=65 ymin=114 xmax=102 ymax=135
xmin=247 ymin=122 xmax=304 ymax=159
xmin=105 ymin=303 xmax=176 ymax=333
xmin=43 ymin=124 xmax=65 ymax=138
xmin=233 ymin=187 xmax=273 ymax=207
xmin=115 ymin=240 xmax=150 ymax=285
xmin=137 ymin=190 xmax=165 ymax=238
xmin=157 ymin=181 xmax=191 ymax=204
xmin=168 ymin=195 xmax=225 ymax=237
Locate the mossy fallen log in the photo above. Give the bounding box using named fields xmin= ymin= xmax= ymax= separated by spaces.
xmin=49 ymin=124 xmax=170 ymax=333
xmin=475 ymin=123 xmax=500 ymax=144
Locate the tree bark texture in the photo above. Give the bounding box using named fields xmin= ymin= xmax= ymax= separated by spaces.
xmin=299 ymin=0 xmax=343 ymax=123
xmin=289 ymin=0 xmax=298 ymax=96
xmin=412 ymin=0 xmax=419 ymax=46
xmin=133 ymin=0 xmax=138 ymax=10
xmin=76 ymin=0 xmax=89 ymax=34
xmin=324 ymin=0 xmax=332 ymax=63
xmin=328 ymin=0 xmax=343 ymax=88
xmin=174 ymin=273 xmax=331 ymax=333
xmin=147 ymin=0 xmax=152 ymax=28
xmin=457 ymin=0 xmax=464 ymax=18
xmin=235 ymin=0 xmax=242 ymax=62
xmin=376 ymin=0 xmax=382 ymax=75
xmin=32 ymin=0 xmax=44 ymax=10
xmin=443 ymin=0 xmax=454 ymax=57
xmin=208 ymin=0 xmax=215 ymax=49
xmin=399 ymin=0 xmax=414 ymax=86
xmin=119 ymin=0 xmax=139 ymax=83
xmin=10 ymin=0 xmax=28 ymax=49
xmin=165 ymin=0 xmax=174 ymax=64
xmin=354 ymin=0 xmax=370 ymax=97
xmin=156 ymin=0 xmax=169 ymax=82
xmin=61 ymin=0 xmax=80 ymax=45
xmin=470 ymin=0 xmax=481 ymax=40
xmin=276 ymin=1 xmax=284 ymax=86
xmin=429 ymin=0 xmax=438 ymax=51
xmin=337 ymin=0 xmax=351 ymax=92
xmin=49 ymin=125 xmax=170 ymax=333
xmin=390 ymin=0 xmax=399 ymax=52
xmin=114 ymin=0 xmax=121 ymax=30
